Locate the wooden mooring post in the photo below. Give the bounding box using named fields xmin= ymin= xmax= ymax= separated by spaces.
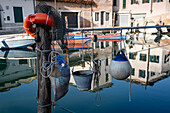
xmin=36 ymin=25 xmax=51 ymax=113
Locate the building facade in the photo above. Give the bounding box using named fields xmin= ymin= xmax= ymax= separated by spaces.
xmin=127 ymin=44 xmax=170 ymax=84
xmin=37 ymin=0 xmax=114 ymax=28
xmin=0 ymin=0 xmax=35 ymax=31
xmin=117 ymin=0 xmax=170 ymax=26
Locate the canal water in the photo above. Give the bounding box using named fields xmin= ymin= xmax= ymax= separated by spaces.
xmin=0 ymin=49 xmax=170 ymax=113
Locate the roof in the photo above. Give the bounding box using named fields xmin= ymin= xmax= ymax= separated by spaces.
xmin=38 ymin=0 xmax=96 ymax=5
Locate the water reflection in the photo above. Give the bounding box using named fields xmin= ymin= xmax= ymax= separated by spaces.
xmin=69 ymin=58 xmax=113 ymax=92
xmin=70 ymin=43 xmax=170 ymax=91
xmin=126 ymin=44 xmax=170 ymax=86
xmin=0 ymin=50 xmax=37 ymax=92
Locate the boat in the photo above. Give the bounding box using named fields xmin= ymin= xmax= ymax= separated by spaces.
xmin=48 ymin=34 xmax=126 ymax=50
xmin=0 ymin=34 xmax=35 ymax=50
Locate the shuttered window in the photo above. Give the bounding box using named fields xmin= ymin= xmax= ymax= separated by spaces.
xmin=142 ymin=0 xmax=150 ymax=3
xmin=139 ymin=70 xmax=145 ymax=78
xmin=140 ymin=53 xmax=147 ymax=61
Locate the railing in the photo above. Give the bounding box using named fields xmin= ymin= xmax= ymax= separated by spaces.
xmin=67 ymin=25 xmax=170 ymax=32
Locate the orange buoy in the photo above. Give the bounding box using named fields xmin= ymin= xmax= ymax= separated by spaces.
xmin=24 ymin=13 xmax=53 ymax=37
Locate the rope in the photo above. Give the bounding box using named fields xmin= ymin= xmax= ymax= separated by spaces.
xmin=46 ymin=11 xmax=50 ymax=25
xmin=36 ymin=47 xmax=51 ymax=53
xmin=30 ymin=17 xmax=34 ymax=25
xmin=81 ymin=31 xmax=84 ymax=62
xmin=120 ymin=29 xmax=123 ymax=50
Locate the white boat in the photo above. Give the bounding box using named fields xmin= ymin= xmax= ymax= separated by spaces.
xmin=0 ymin=34 xmax=35 ymax=49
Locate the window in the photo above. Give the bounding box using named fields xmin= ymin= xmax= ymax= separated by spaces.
xmin=123 ymin=0 xmax=126 ymax=9
xmin=106 ymin=41 xmax=109 ymax=47
xmin=7 ymin=16 xmax=10 ymax=21
xmin=95 ymin=42 xmax=99 ymax=48
xmin=151 ymin=72 xmax=155 ymax=77
xmin=150 ymin=55 xmax=159 ymax=63
xmin=164 ymin=54 xmax=170 ymax=63
xmin=95 ymin=12 xmax=99 ymax=21
xmin=106 ymin=58 xmax=108 ymax=66
xmin=113 ymin=0 xmax=117 ymax=6
xmin=106 ymin=73 xmax=109 ymax=82
xmin=101 ymin=42 xmax=104 ymax=49
xmin=142 ymin=0 xmax=150 ymax=3
xmin=139 ymin=70 xmax=145 ymax=78
xmin=131 ymin=0 xmax=138 ymax=4
xmin=131 ymin=68 xmax=135 ymax=76
xmin=106 ymin=13 xmax=109 ymax=21
xmin=129 ymin=52 xmax=137 ymax=60
xmin=140 ymin=53 xmax=147 ymax=61
xmin=13 ymin=7 xmax=23 ymax=23
xmin=153 ymin=0 xmax=163 ymax=2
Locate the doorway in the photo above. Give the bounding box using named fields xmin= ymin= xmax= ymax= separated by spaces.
xmin=61 ymin=12 xmax=78 ymax=28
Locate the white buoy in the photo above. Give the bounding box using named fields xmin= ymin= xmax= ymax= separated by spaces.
xmin=109 ymin=50 xmax=132 ymax=80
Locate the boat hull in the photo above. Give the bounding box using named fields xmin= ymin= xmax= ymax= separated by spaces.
xmin=0 ymin=36 xmax=35 ymax=49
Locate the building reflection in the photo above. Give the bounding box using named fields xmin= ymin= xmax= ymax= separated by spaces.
xmin=70 ymin=41 xmax=170 ymax=91
xmin=69 ymin=56 xmax=113 ymax=92
xmin=0 ymin=50 xmax=37 ymax=92
xmin=127 ymin=44 xmax=170 ymax=86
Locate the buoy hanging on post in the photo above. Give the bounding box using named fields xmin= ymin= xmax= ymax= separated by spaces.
xmin=109 ymin=50 xmax=132 ymax=80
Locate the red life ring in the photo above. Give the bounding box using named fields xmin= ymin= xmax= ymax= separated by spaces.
xmin=24 ymin=13 xmax=53 ymax=38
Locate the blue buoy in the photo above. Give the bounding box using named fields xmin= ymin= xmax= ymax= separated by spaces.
xmin=72 ymin=70 xmax=93 ymax=91
xmin=109 ymin=50 xmax=132 ymax=80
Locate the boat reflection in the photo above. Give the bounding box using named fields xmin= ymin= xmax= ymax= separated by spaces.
xmin=0 ymin=50 xmax=37 ymax=92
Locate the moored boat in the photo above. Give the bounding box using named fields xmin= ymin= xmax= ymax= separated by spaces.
xmin=0 ymin=34 xmax=35 ymax=50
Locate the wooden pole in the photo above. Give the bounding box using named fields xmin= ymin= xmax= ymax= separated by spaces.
xmin=37 ymin=25 xmax=51 ymax=113
xmin=145 ymin=45 xmax=150 ymax=90
xmin=91 ymin=0 xmax=94 ymax=64
xmin=54 ymin=0 xmax=56 ymax=10
xmin=111 ymin=42 xmax=115 ymax=59
xmin=150 ymin=0 xmax=153 ymax=13
xmin=65 ymin=16 xmax=69 ymax=65
xmin=112 ymin=12 xmax=116 ymax=58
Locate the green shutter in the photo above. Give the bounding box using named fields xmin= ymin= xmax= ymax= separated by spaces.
xmin=106 ymin=58 xmax=108 ymax=66
xmin=144 ymin=54 xmax=146 ymax=61
xmin=123 ymin=0 xmax=126 ymax=9
xmin=157 ymin=56 xmax=159 ymax=63
xmin=142 ymin=0 xmax=144 ymax=3
xmin=106 ymin=73 xmax=109 ymax=82
xmin=131 ymin=0 xmax=133 ymax=4
xmin=13 ymin=7 xmax=23 ymax=23
xmin=101 ymin=42 xmax=104 ymax=49
xmin=129 ymin=53 xmax=132 ymax=59
xmin=140 ymin=54 xmax=142 ymax=60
